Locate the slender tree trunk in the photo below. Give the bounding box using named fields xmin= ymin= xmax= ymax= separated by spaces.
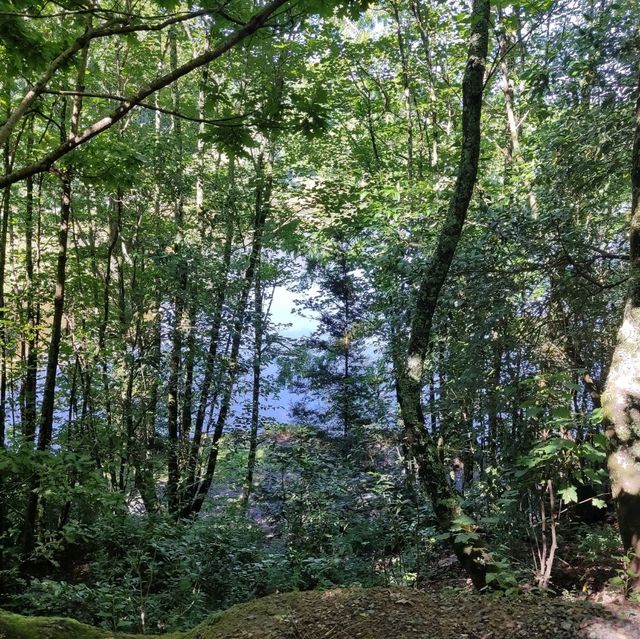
xmin=166 ymin=266 xmax=185 ymax=511
xmin=602 ymin=81 xmax=640 ymax=593
xmin=166 ymin=24 xmax=187 ymax=512
xmin=394 ymin=0 xmax=495 ymax=590
xmin=116 ymin=243 xmax=138 ymax=493
xmin=180 ymin=299 xmax=197 ymax=450
xmin=0 ymin=117 xmax=9 ymax=558
xmin=23 ymin=43 xmax=89 ymax=555
xmin=241 ymin=261 xmax=264 ymax=510
xmin=390 ymin=0 xmax=414 ymax=180
xmin=428 ymin=373 xmax=438 ymax=433
xmin=341 ymin=253 xmax=352 ymax=436
xmin=410 ymin=0 xmax=439 ymax=168
xmin=23 ymin=171 xmax=70 ymax=546
xmin=23 ymin=172 xmax=72 ymax=554
xmin=136 ymin=282 xmax=161 ymax=514
xmin=186 ymin=162 xmax=271 ymax=516
xmin=487 ymin=338 xmax=501 ymax=463
xmin=194 ymin=28 xmax=213 ymax=216
xmin=183 ymin=156 xmax=236 ymax=499
xmin=94 ymin=193 xmax=120 ymax=486
xmin=140 ymin=118 xmax=164 ymax=509
xmin=0 ymin=77 xmax=16 ymax=449
xmin=22 ymin=166 xmax=38 ymax=443
xmin=462 ymin=404 xmax=475 ymax=490
xmin=497 ymin=24 xmax=538 ymax=217
xmin=0 ymin=149 xmax=10 ymax=448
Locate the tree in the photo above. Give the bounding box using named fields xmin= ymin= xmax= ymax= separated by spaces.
xmin=2 ymin=0 xmax=640 ymax=622
xmin=602 ymin=79 xmax=640 ymax=592
xmin=281 ymin=236 xmax=384 ymax=437
xmin=0 ymin=0 xmax=291 ymax=189
xmin=393 ymin=0 xmax=494 ymax=589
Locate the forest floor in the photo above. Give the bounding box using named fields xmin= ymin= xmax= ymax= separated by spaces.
xmin=3 ymin=586 xmax=640 ymax=639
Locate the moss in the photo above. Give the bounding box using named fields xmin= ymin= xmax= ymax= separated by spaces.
xmin=0 ymin=608 xmax=116 ymax=639
xmin=0 ymin=609 xmax=187 ymax=639
xmin=2 ymin=587 xmax=638 ymax=639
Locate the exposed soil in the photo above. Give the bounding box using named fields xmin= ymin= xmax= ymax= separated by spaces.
xmin=194 ymin=587 xmax=640 ymax=639
xmin=3 ymin=587 xmax=640 ymax=639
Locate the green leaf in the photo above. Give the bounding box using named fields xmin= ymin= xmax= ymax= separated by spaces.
xmin=558 ymin=485 xmax=578 ymax=503
xmin=551 ymin=406 xmax=571 ymax=420
xmin=451 ymin=514 xmax=475 ymax=530
xmin=454 ymin=532 xmax=479 ymax=544
xmin=537 ymin=438 xmax=576 ymax=455
xmin=433 ymin=532 xmax=452 ymax=541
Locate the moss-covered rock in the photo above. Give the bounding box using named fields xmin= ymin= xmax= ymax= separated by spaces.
xmin=0 ymin=608 xmax=136 ymax=639
xmin=0 ymin=608 xmax=186 ymax=639
xmin=3 ymin=587 xmax=640 ymax=639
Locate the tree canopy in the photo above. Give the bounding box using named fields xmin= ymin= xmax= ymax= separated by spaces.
xmin=1 ymin=0 xmax=640 ymax=633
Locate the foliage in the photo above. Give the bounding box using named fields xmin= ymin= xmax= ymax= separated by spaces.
xmin=0 ymin=0 xmax=638 ymax=626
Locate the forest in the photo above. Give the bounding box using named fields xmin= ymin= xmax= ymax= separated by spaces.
xmin=0 ymin=0 xmax=640 ymax=636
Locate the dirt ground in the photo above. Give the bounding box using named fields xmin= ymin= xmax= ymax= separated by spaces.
xmin=192 ymin=587 xmax=640 ymax=639
xmin=3 ymin=587 xmax=640 ymax=639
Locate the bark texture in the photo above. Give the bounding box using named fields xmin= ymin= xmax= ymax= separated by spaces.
xmin=602 ymin=84 xmax=640 ymax=592
xmin=395 ymin=0 xmax=495 ymax=589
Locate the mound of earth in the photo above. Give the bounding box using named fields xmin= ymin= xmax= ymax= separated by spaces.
xmin=2 ymin=587 xmax=640 ymax=639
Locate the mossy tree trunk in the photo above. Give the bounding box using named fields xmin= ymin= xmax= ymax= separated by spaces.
xmin=602 ymin=84 xmax=640 ymax=592
xmin=395 ymin=0 xmax=496 ymax=590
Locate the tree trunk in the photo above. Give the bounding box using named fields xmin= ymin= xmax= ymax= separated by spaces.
xmin=136 ymin=280 xmax=161 ymax=514
xmin=186 ymin=161 xmax=271 ymax=517
xmin=166 ymin=24 xmax=187 ymax=512
xmin=23 ymin=43 xmax=89 ymax=555
xmin=487 ymin=338 xmax=501 ymax=463
xmin=21 ymin=167 xmax=38 ymax=443
xmin=0 ymin=150 xmax=10 ymax=448
xmin=0 ymin=110 xmax=10 ymax=558
xmin=183 ymin=154 xmax=236 ymax=502
xmin=602 ymin=83 xmax=640 ymax=593
xmin=497 ymin=22 xmax=538 ymax=217
xmin=395 ymin=0 xmax=495 ymax=590
xmin=241 ymin=260 xmax=264 ymax=510
xmin=94 ymin=193 xmax=120 ymax=486
xmin=180 ymin=299 xmax=197 ymax=451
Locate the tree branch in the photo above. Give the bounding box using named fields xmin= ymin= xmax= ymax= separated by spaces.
xmin=42 ymin=90 xmax=255 ymax=127
xmin=0 ymin=0 xmax=290 ymax=189
xmin=0 ymin=2 xmax=234 ymax=148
